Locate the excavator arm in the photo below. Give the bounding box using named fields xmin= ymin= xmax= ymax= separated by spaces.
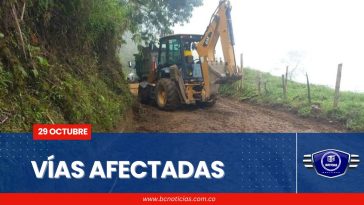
xmin=196 ymin=0 xmax=241 ymax=99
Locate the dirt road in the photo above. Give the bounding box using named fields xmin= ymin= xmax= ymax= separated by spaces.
xmin=132 ymin=98 xmax=343 ymax=132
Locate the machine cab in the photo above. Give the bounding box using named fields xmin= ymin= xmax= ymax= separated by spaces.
xmin=157 ymin=35 xmax=203 ymax=82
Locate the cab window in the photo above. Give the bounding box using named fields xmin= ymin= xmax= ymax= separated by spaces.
xmin=159 ymin=43 xmax=167 ymax=66
xmin=168 ymin=39 xmax=181 ymax=65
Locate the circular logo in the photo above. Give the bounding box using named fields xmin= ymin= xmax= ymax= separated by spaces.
xmin=321 ymin=151 xmax=341 ymax=172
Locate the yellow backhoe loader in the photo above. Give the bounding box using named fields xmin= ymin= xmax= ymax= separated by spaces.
xmin=132 ymin=0 xmax=241 ymax=110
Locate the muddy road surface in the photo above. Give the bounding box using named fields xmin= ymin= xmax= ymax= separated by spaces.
xmin=132 ymin=98 xmax=343 ymax=132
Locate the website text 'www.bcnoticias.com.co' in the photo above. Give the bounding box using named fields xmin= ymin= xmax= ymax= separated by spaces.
xmin=142 ymin=195 xmax=217 ymax=203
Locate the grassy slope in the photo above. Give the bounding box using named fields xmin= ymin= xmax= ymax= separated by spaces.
xmin=0 ymin=37 xmax=133 ymax=132
xmin=220 ymin=68 xmax=364 ymax=131
xmin=0 ymin=2 xmax=133 ymax=132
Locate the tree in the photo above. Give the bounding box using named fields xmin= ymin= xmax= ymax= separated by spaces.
xmin=125 ymin=0 xmax=203 ymax=41
xmin=281 ymin=50 xmax=306 ymax=80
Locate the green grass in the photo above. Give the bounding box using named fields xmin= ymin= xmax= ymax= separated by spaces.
xmin=220 ymin=68 xmax=364 ymax=131
xmin=0 ymin=50 xmax=133 ymax=132
xmin=0 ymin=1 xmax=134 ymax=132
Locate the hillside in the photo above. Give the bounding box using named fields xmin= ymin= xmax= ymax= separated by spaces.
xmin=0 ymin=0 xmax=202 ymax=132
xmin=0 ymin=1 xmax=135 ymax=132
xmin=2 ymin=1 xmax=360 ymax=132
xmin=220 ymin=68 xmax=364 ymax=131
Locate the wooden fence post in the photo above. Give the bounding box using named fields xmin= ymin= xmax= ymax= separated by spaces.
xmin=333 ymin=63 xmax=343 ymax=108
xmin=306 ymin=72 xmax=311 ymax=104
xmin=264 ymin=81 xmax=268 ymax=94
xmin=240 ymin=53 xmax=244 ymax=89
xmin=282 ymin=75 xmax=287 ymax=100
xmin=257 ymin=73 xmax=262 ymax=95
xmin=285 ymin=66 xmax=289 ymax=92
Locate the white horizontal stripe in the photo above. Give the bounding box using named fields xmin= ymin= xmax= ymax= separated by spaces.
xmin=303 ymin=159 xmax=312 ymax=162
xmin=350 ymin=159 xmax=360 ymax=163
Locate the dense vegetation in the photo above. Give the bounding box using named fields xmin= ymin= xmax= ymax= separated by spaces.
xmin=220 ymin=68 xmax=364 ymax=131
xmin=0 ymin=0 xmax=202 ymax=132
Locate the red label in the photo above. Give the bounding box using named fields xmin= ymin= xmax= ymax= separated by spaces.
xmin=1 ymin=194 xmax=364 ymax=205
xmin=33 ymin=124 xmax=92 ymax=140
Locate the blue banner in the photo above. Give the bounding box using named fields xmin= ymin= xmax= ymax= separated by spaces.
xmin=0 ymin=133 xmax=363 ymax=193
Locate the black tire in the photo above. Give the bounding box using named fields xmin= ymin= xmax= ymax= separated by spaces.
xmin=138 ymin=85 xmax=150 ymax=104
xmin=156 ymin=79 xmax=180 ymax=110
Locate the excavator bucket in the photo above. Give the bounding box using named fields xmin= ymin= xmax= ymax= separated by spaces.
xmin=208 ymin=62 xmax=242 ymax=85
